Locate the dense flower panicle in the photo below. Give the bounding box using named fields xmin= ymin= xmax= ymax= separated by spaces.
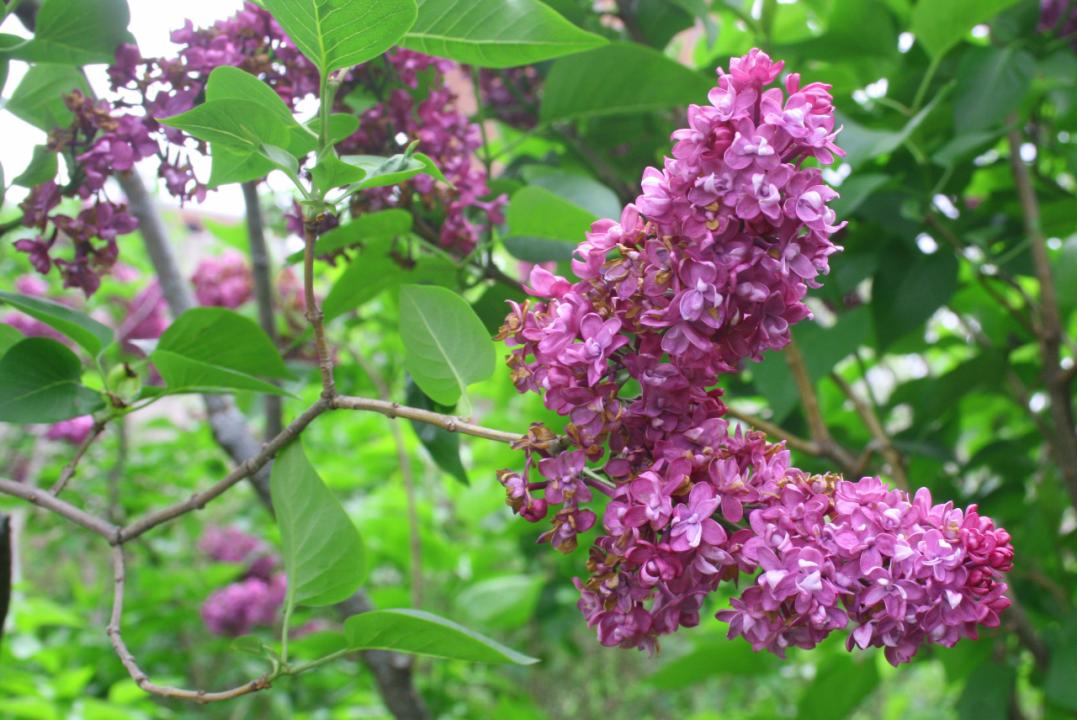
xmin=112 ymin=7 xmax=502 ymax=255
xmin=342 ymin=49 xmax=506 ymax=255
xmin=198 ymin=527 xmax=286 ymax=636
xmin=497 ymin=50 xmax=1012 ymax=664
xmin=201 ymin=574 xmax=287 ymax=637
xmin=14 ymin=91 xmax=150 ymax=295
xmin=191 ymin=250 xmax=254 ymax=309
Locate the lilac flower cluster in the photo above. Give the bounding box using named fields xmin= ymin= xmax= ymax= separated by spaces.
xmin=477 ymin=66 xmax=542 ymax=129
xmin=111 ymin=5 xmax=503 ymax=255
xmin=199 ymin=527 xmax=285 ymax=637
xmin=191 ymin=250 xmax=253 ymax=309
xmin=108 ymin=3 xmax=320 ymax=203
xmin=342 ymin=49 xmax=507 ymax=255
xmin=718 ymin=475 xmax=1012 ymax=665
xmin=1040 ymin=0 xmax=1077 ymax=41
xmin=14 ymin=92 xmax=153 ymax=295
xmin=497 ymin=50 xmax=1012 ymax=664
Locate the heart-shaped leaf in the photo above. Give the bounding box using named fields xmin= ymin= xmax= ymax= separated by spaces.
xmin=5 ymin=63 xmax=90 ymax=131
xmin=264 ymin=0 xmax=418 ymax=75
xmin=401 ymin=0 xmax=605 ymax=68
xmin=150 ymin=308 xmax=291 ymax=396
xmin=540 ymin=42 xmax=711 ymax=122
xmin=398 ymin=285 xmax=495 ymax=413
xmin=8 ymin=0 xmax=131 ymax=66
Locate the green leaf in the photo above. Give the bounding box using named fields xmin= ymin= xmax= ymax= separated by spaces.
xmin=398 ymin=284 xmax=495 ymax=412
xmin=150 ymin=307 xmax=292 ymax=396
xmin=778 ymin=0 xmax=896 ymax=60
xmin=400 ymin=0 xmax=605 ymax=68
xmin=5 ymin=63 xmax=90 ymax=130
xmin=835 ymin=91 xmax=945 ymax=167
xmin=1054 ymin=236 xmax=1077 ymax=310
xmin=312 ymin=148 xmax=366 ymax=194
xmin=323 ymin=237 xmax=455 ymax=320
xmin=306 ymin=113 xmax=360 ymax=145
xmin=12 ymin=145 xmax=58 ymax=187
xmin=525 ymin=169 xmax=621 ymax=219
xmin=646 ymin=639 xmax=777 ymax=689
xmin=264 ymin=0 xmax=418 ymax=75
xmin=454 ymin=574 xmax=544 ymax=629
xmin=288 ymin=210 xmax=413 ymax=264
xmin=0 ymin=324 xmax=22 ymax=356
xmin=0 ymin=291 xmax=113 ymax=357
xmin=271 ymin=440 xmax=367 ymax=609
xmin=161 ymin=100 xmax=293 ymax=156
xmin=953 ymin=46 xmax=1035 ymax=133
xmin=871 ymin=247 xmax=959 ymax=350
xmin=796 ymin=653 xmax=879 ymax=720
xmin=207 ymin=144 xmax=276 ymax=188
xmin=9 ymin=0 xmax=131 ymax=65
xmin=405 ymin=380 xmax=469 ymax=486
xmin=830 ymin=174 xmax=888 ymax=217
xmin=540 ymin=42 xmax=711 ymax=122
xmin=344 ymin=608 xmax=539 ymax=664
xmin=1044 ymin=612 xmax=1077 ymax=711
xmin=345 ymin=152 xmax=449 ymax=191
xmin=911 ymin=0 xmax=1022 ymax=59
xmin=504 ymin=185 xmax=597 ymax=264
xmin=0 ymin=338 xmax=101 ymax=423
xmin=957 ymin=661 xmax=1014 ymax=720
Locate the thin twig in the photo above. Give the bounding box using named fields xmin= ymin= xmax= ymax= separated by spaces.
xmin=1006 ymin=122 xmax=1077 ymax=507
xmin=120 ymin=170 xmax=275 ymax=509
xmin=0 ymin=478 xmax=119 ymax=541
xmin=723 ymin=406 xmax=821 ymax=456
xmin=118 ymin=399 xmax=331 ymax=543
xmin=243 ymin=181 xmax=283 ymax=439
xmin=1005 ymin=592 xmax=1049 ymax=674
xmin=49 ymin=419 xmax=107 ymax=496
xmin=784 ymin=340 xmax=859 ymax=473
xmin=830 ymin=373 xmax=908 ymax=490
xmin=107 ymin=547 xmax=274 ymax=703
xmin=330 ymin=395 xmax=525 ymax=445
xmin=302 ymin=216 xmax=337 ymax=396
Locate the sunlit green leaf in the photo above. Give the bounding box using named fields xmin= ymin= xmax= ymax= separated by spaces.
xmin=401 ymin=0 xmax=605 ymax=68
xmin=272 ymin=440 xmax=367 ymax=609
xmin=344 ymin=608 xmax=539 ymax=664
xmin=399 ymin=284 xmax=495 ymax=412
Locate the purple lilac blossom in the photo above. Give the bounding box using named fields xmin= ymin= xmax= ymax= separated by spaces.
xmin=14 ymin=93 xmax=148 ymax=295
xmin=198 ymin=527 xmax=287 ymax=637
xmin=496 ymin=50 xmax=1013 ymax=664
xmin=45 ymin=416 xmax=95 ymax=444
xmin=191 ymin=250 xmax=254 ymax=309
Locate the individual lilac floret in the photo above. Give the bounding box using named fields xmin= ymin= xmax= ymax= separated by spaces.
xmin=191 ymin=250 xmax=253 ymax=309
